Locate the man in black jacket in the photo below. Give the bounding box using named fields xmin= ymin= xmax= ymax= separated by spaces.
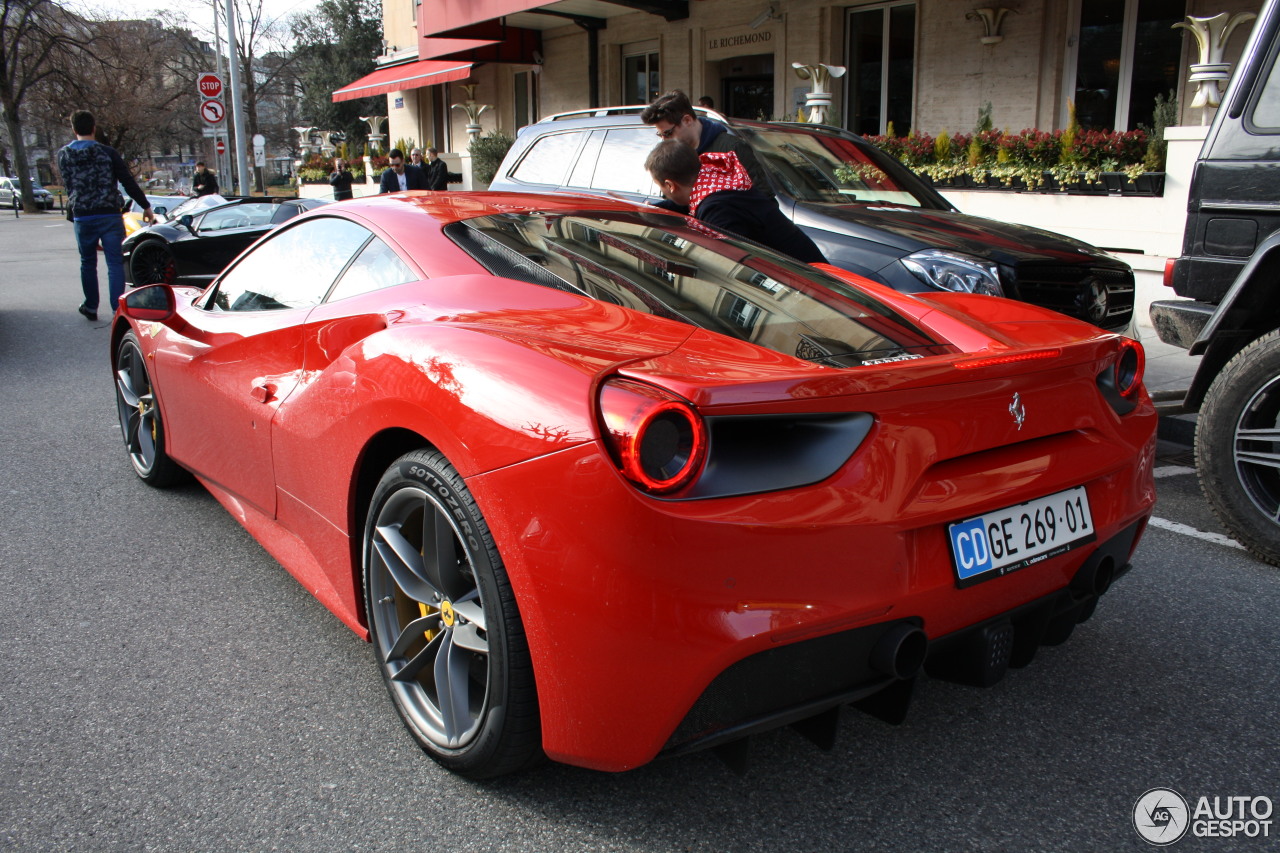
xmin=641 ymin=90 xmax=772 ymax=197
xmin=379 ymin=148 xmax=428 ymax=193
xmin=422 ymin=147 xmax=449 ymax=191
xmin=329 ymin=158 xmax=355 ymax=200
xmin=192 ymin=161 xmax=218 ymax=197
xmin=57 ymin=110 xmax=154 ymax=321
xmin=645 ymin=140 xmax=825 ymax=264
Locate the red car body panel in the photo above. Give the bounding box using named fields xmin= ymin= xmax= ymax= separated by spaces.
xmin=114 ymin=192 xmax=1157 ymax=772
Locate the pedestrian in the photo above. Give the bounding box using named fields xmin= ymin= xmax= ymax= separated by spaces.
xmin=422 ymin=147 xmax=449 ymax=191
xmin=409 ymin=147 xmax=424 ymax=168
xmin=329 ymin=157 xmax=355 ymax=201
xmin=697 ymin=95 xmax=715 ymax=110
xmin=644 ymin=139 xmax=825 ymax=264
xmin=379 ymin=148 xmax=427 ymax=193
xmin=641 ymin=90 xmax=771 ymax=197
xmin=57 ymin=110 xmax=155 ymax=321
xmin=192 ymin=160 xmax=218 ymax=197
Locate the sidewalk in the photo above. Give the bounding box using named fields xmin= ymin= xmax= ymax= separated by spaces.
xmin=1128 ymin=261 xmax=1200 ymax=445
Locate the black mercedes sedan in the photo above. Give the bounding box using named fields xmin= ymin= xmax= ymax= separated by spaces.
xmin=123 ymin=195 xmax=329 ymax=286
xmin=489 ymin=109 xmax=1135 ymax=333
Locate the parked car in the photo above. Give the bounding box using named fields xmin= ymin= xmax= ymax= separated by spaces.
xmin=1149 ymin=0 xmax=1280 ymax=565
xmin=122 ymin=195 xmax=328 ymax=286
xmin=122 ymin=194 xmax=183 ymax=237
xmin=490 ymin=109 xmax=1136 ymax=333
xmin=0 ymin=176 xmax=55 ymax=210
xmin=112 ymin=191 xmax=1155 ymax=778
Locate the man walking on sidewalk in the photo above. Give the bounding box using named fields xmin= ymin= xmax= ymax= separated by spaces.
xmin=57 ymin=110 xmax=154 ymax=321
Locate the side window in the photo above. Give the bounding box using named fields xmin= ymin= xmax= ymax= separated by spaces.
xmin=1250 ymin=41 xmax=1280 ymax=131
xmin=198 ymin=202 xmax=276 ymax=232
xmin=207 ymin=217 xmax=372 ymax=312
xmin=588 ymin=127 xmax=661 ymax=196
xmin=509 ymin=130 xmax=586 ymax=186
xmin=327 ymin=237 xmax=416 ymax=302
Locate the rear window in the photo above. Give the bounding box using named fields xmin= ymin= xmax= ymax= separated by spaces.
xmin=510 ymin=130 xmax=586 ymax=185
xmin=446 ymin=210 xmax=945 ymax=368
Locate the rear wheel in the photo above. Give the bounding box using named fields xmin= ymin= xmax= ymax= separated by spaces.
xmin=363 ymin=449 xmax=541 ymax=778
xmin=114 ymin=332 xmax=187 ymax=487
xmin=129 ymin=240 xmax=176 ymax=286
xmin=1197 ymin=328 xmax=1280 ymax=566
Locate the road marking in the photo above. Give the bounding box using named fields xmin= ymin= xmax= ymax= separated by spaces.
xmin=1154 ymin=465 xmax=1196 ymax=478
xmin=1149 ymin=516 xmax=1245 ymax=550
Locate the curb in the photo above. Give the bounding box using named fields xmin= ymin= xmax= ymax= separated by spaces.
xmin=1157 ymin=412 xmax=1196 ymax=446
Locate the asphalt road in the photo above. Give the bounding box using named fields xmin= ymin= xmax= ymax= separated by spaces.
xmin=1 ymin=212 xmax=1277 ymax=852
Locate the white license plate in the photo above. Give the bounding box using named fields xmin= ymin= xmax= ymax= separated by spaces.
xmin=947 ymin=486 xmax=1096 ymax=587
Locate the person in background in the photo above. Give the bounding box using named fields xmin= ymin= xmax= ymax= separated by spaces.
xmin=645 ymin=139 xmax=825 ymax=264
xmin=329 ymin=158 xmax=354 ymax=201
xmin=697 ymin=95 xmax=715 ymax=109
xmin=422 ymin=147 xmax=449 ymax=191
xmin=57 ymin=109 xmax=154 ymax=322
xmin=379 ymin=148 xmax=427 ymax=193
xmin=642 ymin=89 xmax=771 ymax=198
xmin=192 ymin=161 xmax=218 ymax=197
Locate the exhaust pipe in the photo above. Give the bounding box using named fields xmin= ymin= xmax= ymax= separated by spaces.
xmin=870 ymin=623 xmax=928 ymax=680
xmin=1072 ymin=555 xmax=1116 ymax=598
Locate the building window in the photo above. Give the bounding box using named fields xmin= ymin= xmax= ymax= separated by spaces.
xmin=623 ymin=43 xmax=660 ymax=105
xmin=514 ymin=70 xmax=538 ymax=131
xmin=845 ymin=2 xmax=917 ymax=135
xmin=1068 ymin=0 xmax=1185 ymax=131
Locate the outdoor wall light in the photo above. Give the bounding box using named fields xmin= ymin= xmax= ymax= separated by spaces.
xmin=966 ymin=6 xmax=1016 ymax=45
xmin=750 ymin=5 xmax=782 ymax=29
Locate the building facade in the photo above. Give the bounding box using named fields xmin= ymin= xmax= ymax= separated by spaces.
xmin=343 ymin=0 xmax=1264 ymax=160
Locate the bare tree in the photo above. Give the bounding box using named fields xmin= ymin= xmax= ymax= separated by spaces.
xmin=36 ymin=17 xmax=204 ymax=168
xmin=0 ymin=0 xmax=87 ymax=211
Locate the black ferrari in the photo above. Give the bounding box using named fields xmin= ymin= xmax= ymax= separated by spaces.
xmin=123 ymin=195 xmax=329 ymax=286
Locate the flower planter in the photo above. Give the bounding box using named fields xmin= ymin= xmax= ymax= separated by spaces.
xmin=1101 ymin=172 xmax=1129 ymax=194
xmin=1133 ymin=173 xmax=1166 ymax=196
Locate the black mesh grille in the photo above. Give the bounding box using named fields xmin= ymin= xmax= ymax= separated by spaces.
xmin=1008 ymin=263 xmax=1135 ymax=328
xmin=664 ymin=619 xmax=913 ymax=749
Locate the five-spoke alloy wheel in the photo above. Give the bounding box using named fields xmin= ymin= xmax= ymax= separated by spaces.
xmin=364 ymin=450 xmax=540 ymax=778
xmin=114 ymin=331 xmax=186 ymax=487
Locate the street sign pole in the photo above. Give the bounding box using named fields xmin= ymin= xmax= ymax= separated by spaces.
xmin=224 ymin=0 xmax=250 ymax=196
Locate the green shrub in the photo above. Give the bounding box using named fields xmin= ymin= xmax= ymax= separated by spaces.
xmin=469 ymin=131 xmax=515 ymax=185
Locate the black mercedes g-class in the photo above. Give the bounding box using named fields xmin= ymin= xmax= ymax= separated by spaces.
xmin=1149 ymin=0 xmax=1280 ymax=565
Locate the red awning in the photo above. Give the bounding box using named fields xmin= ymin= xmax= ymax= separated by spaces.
xmin=331 ymin=60 xmax=473 ymax=103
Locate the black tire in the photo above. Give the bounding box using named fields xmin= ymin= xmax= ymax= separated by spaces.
xmin=1197 ymin=327 xmax=1280 ymax=566
xmin=363 ymin=449 xmax=541 ymax=778
xmin=129 ymin=240 xmax=177 ymax=286
xmin=114 ymin=331 xmax=188 ymax=487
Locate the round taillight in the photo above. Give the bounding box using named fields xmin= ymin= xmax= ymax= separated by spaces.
xmin=1115 ymin=338 xmax=1145 ymax=399
xmin=598 ymin=378 xmax=707 ymax=494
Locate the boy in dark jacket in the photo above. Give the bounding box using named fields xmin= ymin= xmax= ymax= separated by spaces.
xmin=645 ymin=140 xmax=825 ymax=264
xmin=641 ymin=90 xmax=772 ymax=198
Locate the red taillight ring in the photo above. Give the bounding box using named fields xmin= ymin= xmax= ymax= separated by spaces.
xmin=598 ymin=379 xmax=707 ymax=494
xmin=1115 ymin=338 xmax=1145 ymax=399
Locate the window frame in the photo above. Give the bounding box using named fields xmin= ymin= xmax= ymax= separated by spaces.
xmin=622 ymin=40 xmax=661 ymax=105
xmin=1063 ymin=0 xmax=1188 ymax=131
xmin=843 ymin=1 xmax=919 ymax=136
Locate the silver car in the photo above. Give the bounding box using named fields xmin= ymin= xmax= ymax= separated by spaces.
xmin=0 ymin=176 xmax=55 ymax=210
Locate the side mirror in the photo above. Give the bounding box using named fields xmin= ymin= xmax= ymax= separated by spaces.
xmin=121 ymin=284 xmax=175 ymax=321
xmin=154 ymin=205 xmax=168 ymax=217
xmin=179 ymin=214 xmax=195 ymax=233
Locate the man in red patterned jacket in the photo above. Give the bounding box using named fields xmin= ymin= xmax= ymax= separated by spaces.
xmin=645 ymin=139 xmax=825 ymax=264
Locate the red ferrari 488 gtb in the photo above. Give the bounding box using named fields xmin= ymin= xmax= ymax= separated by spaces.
xmin=111 ymin=192 xmax=1156 ymax=778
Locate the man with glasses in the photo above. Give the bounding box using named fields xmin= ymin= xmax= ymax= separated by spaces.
xmin=641 ymin=90 xmax=771 ymax=203
xmin=379 ymin=148 xmax=427 ymax=193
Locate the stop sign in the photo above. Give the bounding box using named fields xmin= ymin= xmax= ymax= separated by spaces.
xmin=198 ymin=73 xmax=223 ymax=99
xmin=215 ymin=139 xmax=226 ymax=154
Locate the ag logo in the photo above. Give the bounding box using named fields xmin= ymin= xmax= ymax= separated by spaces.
xmin=1134 ymin=788 xmax=1190 ymax=845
